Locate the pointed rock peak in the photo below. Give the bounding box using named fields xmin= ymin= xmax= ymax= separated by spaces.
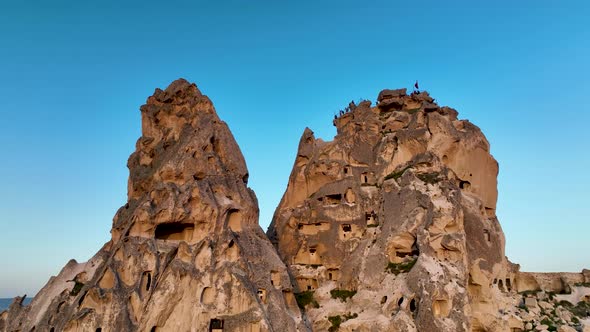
xmin=151 ymin=78 xmax=204 ymax=103
xmin=122 ymin=79 xmax=253 ymax=237
xmin=139 ymin=79 xmax=216 ymax=146
xmin=300 ymin=127 xmax=315 ymax=143
xmin=296 ymin=127 xmax=316 ymax=158
xmin=164 ymin=78 xmax=196 ymax=93
xmin=128 ymin=79 xmax=248 ymax=201
xmin=0 ymin=80 xmax=306 ymax=332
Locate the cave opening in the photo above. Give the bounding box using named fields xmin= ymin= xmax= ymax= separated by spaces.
xmin=209 ymin=318 xmax=224 ymax=331
xmin=141 ymin=271 xmax=152 ymax=292
xmin=483 ymin=229 xmax=491 ymax=242
xmin=154 ymin=223 xmax=194 ymax=241
xmin=324 ymin=194 xmax=342 ymax=205
xmin=409 ymin=298 xmax=417 ymax=312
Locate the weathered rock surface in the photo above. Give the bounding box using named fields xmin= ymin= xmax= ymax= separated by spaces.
xmin=1 ymin=81 xmax=589 ymax=332
xmin=267 ymin=89 xmax=590 ymax=331
xmin=0 ymin=79 xmax=306 ymax=332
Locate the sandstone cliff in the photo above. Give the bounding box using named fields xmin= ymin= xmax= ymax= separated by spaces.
xmin=1 ymin=81 xmax=589 ymax=332
xmin=0 ymin=80 xmax=306 ymax=332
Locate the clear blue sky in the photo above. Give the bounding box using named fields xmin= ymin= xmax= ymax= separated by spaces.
xmin=0 ymin=1 xmax=588 ymax=298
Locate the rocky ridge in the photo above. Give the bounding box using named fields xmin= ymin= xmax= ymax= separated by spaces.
xmin=0 ymin=80 xmax=588 ymax=332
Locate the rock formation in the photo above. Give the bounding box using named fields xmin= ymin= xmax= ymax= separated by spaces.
xmin=1 ymin=81 xmax=589 ymax=332
xmin=267 ymin=89 xmax=590 ymax=332
xmin=0 ymin=80 xmax=306 ymax=332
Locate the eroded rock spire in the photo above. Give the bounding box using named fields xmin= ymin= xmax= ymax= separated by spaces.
xmin=0 ymin=79 xmax=306 ymax=332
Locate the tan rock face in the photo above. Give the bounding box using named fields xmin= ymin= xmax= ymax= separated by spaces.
xmin=267 ymin=90 xmax=513 ymax=331
xmin=2 ymin=82 xmax=589 ymax=332
xmin=264 ymin=89 xmax=590 ymax=332
xmin=0 ymin=79 xmax=306 ymax=332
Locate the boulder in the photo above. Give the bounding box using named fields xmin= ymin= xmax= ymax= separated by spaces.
xmin=377 ymin=88 xmax=407 ymax=102
xmin=526 ymin=297 xmax=539 ymax=309
xmin=539 ymin=301 xmax=553 ymax=310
